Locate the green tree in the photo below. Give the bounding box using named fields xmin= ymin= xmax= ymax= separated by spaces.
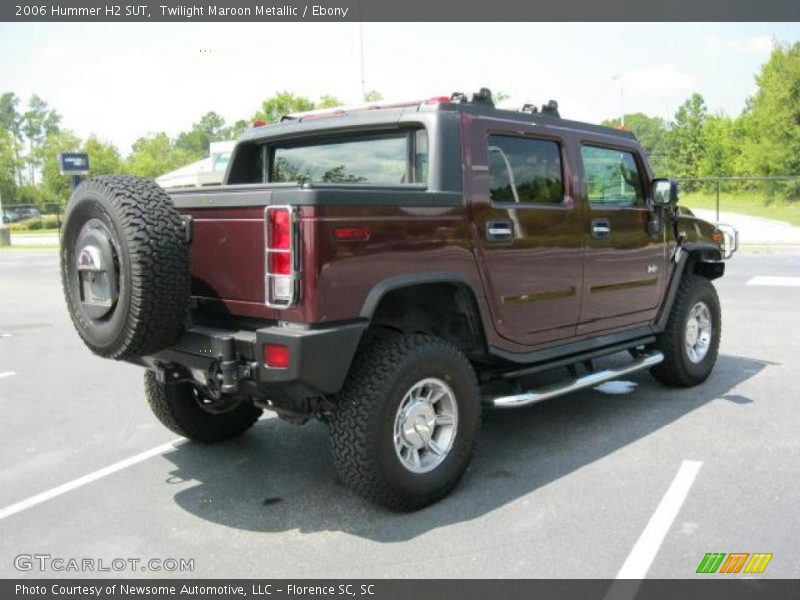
xmin=0 ymin=92 xmax=24 ymax=185
xmin=82 ymin=136 xmax=123 ymax=177
xmin=698 ymin=114 xmax=740 ymax=178
xmin=39 ymin=129 xmax=81 ymax=204
xmin=602 ymin=113 xmax=670 ymax=175
xmin=252 ymin=92 xmax=343 ymax=123
xmin=16 ymin=184 xmax=49 ymax=207
xmin=318 ymin=94 xmax=343 ymax=108
xmin=737 ymin=42 xmax=800 ymax=181
xmin=175 ymin=111 xmax=229 ymax=159
xmin=668 ymin=93 xmax=708 ymax=180
xmin=21 ymin=94 xmax=61 ymax=184
xmin=223 ymin=119 xmax=249 ymax=140
xmin=363 ymin=90 xmax=383 ymax=102
xmin=252 ymin=91 xmax=315 ymax=123
xmin=126 ymin=132 xmax=192 ymax=179
xmin=0 ymin=128 xmax=18 ymax=204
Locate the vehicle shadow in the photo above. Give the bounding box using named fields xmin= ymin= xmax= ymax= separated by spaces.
xmin=161 ymin=353 xmax=770 ymax=542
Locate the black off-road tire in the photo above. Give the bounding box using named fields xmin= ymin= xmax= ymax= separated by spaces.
xmin=329 ymin=334 xmax=481 ymax=511
xmin=61 ymin=176 xmax=189 ymax=360
xmin=651 ymin=274 xmax=721 ymax=387
xmin=144 ymin=371 xmax=263 ymax=443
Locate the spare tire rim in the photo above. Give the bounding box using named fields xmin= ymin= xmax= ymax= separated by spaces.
xmin=684 ymin=301 xmax=713 ymax=364
xmin=394 ymin=377 xmax=458 ymax=474
xmin=75 ymin=219 xmax=119 ymax=320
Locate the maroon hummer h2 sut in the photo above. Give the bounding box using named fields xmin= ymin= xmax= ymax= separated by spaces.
xmin=61 ymin=89 xmax=737 ymax=510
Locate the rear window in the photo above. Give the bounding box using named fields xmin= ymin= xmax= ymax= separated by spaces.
xmin=269 ymin=130 xmax=427 ymax=185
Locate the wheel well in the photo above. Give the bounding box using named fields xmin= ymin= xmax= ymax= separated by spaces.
xmin=686 ymin=249 xmax=725 ymax=281
xmin=693 ymin=260 xmax=725 ymax=280
xmin=367 ymin=283 xmax=486 ymax=355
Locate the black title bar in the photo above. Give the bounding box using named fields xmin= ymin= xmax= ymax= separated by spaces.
xmin=3 ymin=580 xmax=800 ymax=600
xmin=3 ymin=0 xmax=800 ymax=22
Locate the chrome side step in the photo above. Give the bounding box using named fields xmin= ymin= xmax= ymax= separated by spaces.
xmin=489 ymin=351 xmax=664 ymax=408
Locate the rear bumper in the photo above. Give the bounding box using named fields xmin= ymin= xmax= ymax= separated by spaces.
xmin=133 ymin=320 xmax=368 ymax=400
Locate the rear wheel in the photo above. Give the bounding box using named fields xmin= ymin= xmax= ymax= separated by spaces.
xmin=329 ymin=334 xmax=481 ymax=511
xmin=144 ymin=371 xmax=262 ymax=443
xmin=651 ymin=274 xmax=721 ymax=387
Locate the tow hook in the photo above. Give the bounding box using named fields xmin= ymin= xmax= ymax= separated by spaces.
xmin=212 ymin=336 xmax=240 ymax=394
xmin=154 ymin=363 xmax=186 ymax=385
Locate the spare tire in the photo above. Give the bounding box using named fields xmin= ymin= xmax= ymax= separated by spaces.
xmin=60 ymin=175 xmax=190 ymax=360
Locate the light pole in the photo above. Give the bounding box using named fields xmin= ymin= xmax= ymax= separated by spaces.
xmin=359 ymin=22 xmax=366 ymax=101
xmin=612 ymin=75 xmax=625 ymax=127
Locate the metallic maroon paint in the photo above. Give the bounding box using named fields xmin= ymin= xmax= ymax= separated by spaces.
xmin=183 ymin=204 xmax=485 ymax=328
xmin=178 ymin=113 xmax=714 ymax=358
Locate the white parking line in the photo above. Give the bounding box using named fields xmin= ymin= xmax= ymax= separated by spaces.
xmin=616 ymin=460 xmax=703 ymax=579
xmin=0 ymin=372 xmax=16 ymax=379
xmin=746 ymin=276 xmax=800 ymax=287
xmin=0 ymin=440 xmax=182 ymax=522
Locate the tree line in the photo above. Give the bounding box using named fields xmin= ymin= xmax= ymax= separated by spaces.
xmin=1 ymin=41 xmax=798 ymax=208
xmin=606 ymin=42 xmax=799 ymax=197
xmin=0 ymin=89 xmax=385 ymax=208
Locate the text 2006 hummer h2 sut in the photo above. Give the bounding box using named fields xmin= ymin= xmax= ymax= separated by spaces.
xmin=61 ymin=89 xmax=737 ymax=510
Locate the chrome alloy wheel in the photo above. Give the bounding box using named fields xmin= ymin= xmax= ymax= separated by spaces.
xmin=684 ymin=301 xmax=713 ymax=364
xmin=393 ymin=377 xmax=459 ymax=474
xmin=74 ymin=219 xmax=119 ymax=320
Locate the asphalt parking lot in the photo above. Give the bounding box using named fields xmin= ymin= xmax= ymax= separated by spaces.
xmin=0 ymin=249 xmax=798 ymax=579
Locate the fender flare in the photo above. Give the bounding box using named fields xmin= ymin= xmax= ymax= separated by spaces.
xmin=359 ymin=271 xmax=481 ymax=319
xmin=655 ymin=244 xmax=723 ymax=330
xmin=682 ymin=242 xmax=723 ymax=262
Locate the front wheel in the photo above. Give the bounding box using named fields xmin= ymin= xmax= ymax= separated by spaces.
xmin=651 ymin=275 xmax=721 ymax=387
xmin=329 ymin=334 xmax=481 ymax=511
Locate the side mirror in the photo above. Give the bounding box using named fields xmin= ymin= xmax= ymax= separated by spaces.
xmin=651 ymin=178 xmax=678 ymax=207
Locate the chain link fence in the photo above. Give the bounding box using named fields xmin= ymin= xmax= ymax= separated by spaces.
xmin=675 ymin=176 xmax=800 ymax=222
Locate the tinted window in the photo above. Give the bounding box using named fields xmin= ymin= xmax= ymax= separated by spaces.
xmin=414 ymin=129 xmax=428 ymax=184
xmin=581 ymin=146 xmax=644 ymax=206
xmin=488 ymin=135 xmax=564 ymax=204
xmin=271 ymin=132 xmax=426 ymax=185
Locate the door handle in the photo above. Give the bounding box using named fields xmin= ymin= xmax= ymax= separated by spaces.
xmin=591 ymin=219 xmax=611 ymax=240
xmin=486 ymin=220 xmax=513 ymax=242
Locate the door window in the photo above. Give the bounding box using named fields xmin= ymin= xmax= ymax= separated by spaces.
xmin=487 ymin=135 xmax=564 ymax=205
xmin=581 ymin=145 xmax=644 ymax=207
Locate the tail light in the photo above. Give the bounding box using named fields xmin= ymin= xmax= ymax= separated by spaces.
xmin=265 ymin=205 xmax=300 ymax=308
xmin=263 ymin=343 xmax=290 ymax=368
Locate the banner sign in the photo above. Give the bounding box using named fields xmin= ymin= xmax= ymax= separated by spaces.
xmin=58 ymin=152 xmax=90 ymax=176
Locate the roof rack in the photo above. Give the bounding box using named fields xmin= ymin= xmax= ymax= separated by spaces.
xmin=244 ymin=89 xmax=635 ymax=142
xmin=279 ymin=87 xmax=539 ymax=122
xmin=521 ymin=99 xmax=561 ymax=118
xmin=281 ymin=98 xmax=428 ymax=122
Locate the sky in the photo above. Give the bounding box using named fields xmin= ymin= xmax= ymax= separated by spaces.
xmin=1 ymin=22 xmax=798 ymax=154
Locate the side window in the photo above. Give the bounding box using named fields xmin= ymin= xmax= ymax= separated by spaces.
xmin=487 ymin=135 xmax=564 ymax=205
xmin=581 ymin=145 xmax=644 ymax=206
xmin=414 ymin=129 xmax=428 ymax=184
